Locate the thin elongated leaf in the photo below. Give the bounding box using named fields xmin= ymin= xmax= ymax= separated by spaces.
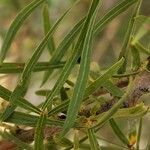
xmin=109 ymin=118 xmax=129 ymax=145
xmin=53 ymin=136 xmax=73 ymax=147
xmin=102 ymin=81 xmax=124 ymax=98
xmin=41 ymin=0 xmax=137 ymax=86
xmin=73 ymin=130 xmax=79 ymax=150
xmin=133 ymin=41 xmax=150 ymax=55
xmin=61 ymin=0 xmax=100 ymax=136
xmin=0 ymin=62 xmax=65 ymax=74
xmin=0 ymin=78 xmax=29 ymax=121
xmin=34 ymin=113 xmax=46 ymax=150
xmin=132 ymin=16 xmax=150 ymax=44
xmin=118 ymin=0 xmax=142 ymax=73
xmin=41 ymin=18 xmax=84 ymax=86
xmin=87 ymin=128 xmax=101 ymax=150
xmin=42 ymin=31 xmax=84 ymax=110
xmin=113 ymin=103 xmax=148 ymax=119
xmin=3 ymin=111 xmax=64 ymax=127
xmin=0 ymin=130 xmax=32 ymax=150
xmin=2 ymin=6 xmax=71 ymax=122
xmin=42 ymin=4 xmax=55 ymax=55
xmin=0 ymin=0 xmax=46 ymax=64
xmin=94 ymin=79 xmax=136 ymax=129
xmin=94 ymin=0 xmax=138 ymax=34
xmin=136 ymin=118 xmax=142 ymax=150
xmin=41 ymin=6 xmax=93 ymax=110
xmin=0 ymin=85 xmax=41 ymax=114
xmin=84 ymin=58 xmax=124 ymax=97
xmin=76 ymin=104 xmax=148 ymax=150
xmin=131 ymin=44 xmax=141 ymax=71
xmin=48 ymin=58 xmax=124 ymax=116
xmin=21 ymin=7 xmax=70 ymax=84
xmin=0 ymin=105 xmax=17 ymax=121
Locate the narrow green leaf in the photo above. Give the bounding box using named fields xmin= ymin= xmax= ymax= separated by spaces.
xmin=41 ymin=9 xmax=92 ymax=110
xmin=0 ymin=62 xmax=65 ymax=74
xmin=87 ymin=128 xmax=101 ymax=150
xmin=102 ymin=80 xmax=124 ymax=98
xmin=113 ymin=103 xmax=148 ymax=119
xmin=94 ymin=79 xmax=136 ymax=129
xmin=131 ymin=44 xmax=141 ymax=71
xmin=48 ymin=58 xmax=124 ymax=116
xmin=42 ymin=4 xmax=55 ymax=55
xmin=3 ymin=111 xmax=64 ymax=127
xmin=53 ymin=136 xmax=73 ymax=147
xmin=0 ymin=80 xmax=28 ymax=121
xmin=136 ymin=118 xmax=142 ymax=150
xmin=0 ymin=104 xmax=16 ymax=121
xmin=94 ymin=0 xmax=138 ymax=34
xmin=0 ymin=130 xmax=32 ymax=150
xmin=76 ymin=104 xmax=148 ymax=150
xmin=118 ymin=0 xmax=142 ymax=73
xmin=61 ymin=0 xmax=100 ymax=136
xmin=132 ymin=16 xmax=150 ymax=44
xmin=0 ymin=85 xmax=41 ymax=114
xmin=109 ymin=118 xmax=129 ymax=146
xmin=21 ymin=7 xmax=70 ymax=84
xmin=41 ymin=18 xmax=84 ymax=86
xmin=34 ymin=113 xmax=46 ymax=150
xmin=113 ymin=71 xmax=139 ymax=78
xmin=133 ymin=41 xmax=150 ymax=55
xmin=2 ymin=6 xmax=71 ymax=121
xmin=73 ymin=130 xmax=79 ymax=150
xmin=41 ymin=0 xmax=137 ymax=86
xmin=48 ymin=100 xmax=69 ymax=116
xmin=84 ymin=58 xmax=124 ymax=97
xmin=0 ymin=0 xmax=46 ymax=64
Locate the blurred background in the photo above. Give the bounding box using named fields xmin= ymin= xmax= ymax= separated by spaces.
xmin=0 ymin=0 xmax=150 ymax=149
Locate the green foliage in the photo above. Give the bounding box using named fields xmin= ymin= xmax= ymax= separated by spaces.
xmin=0 ymin=0 xmax=149 ymax=149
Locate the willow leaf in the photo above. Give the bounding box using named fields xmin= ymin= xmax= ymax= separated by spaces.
xmin=41 ymin=18 xmax=84 ymax=86
xmin=2 ymin=6 xmax=70 ymax=121
xmin=0 ymin=105 xmax=17 ymax=122
xmin=94 ymin=79 xmax=136 ymax=129
xmin=109 ymin=118 xmax=129 ymax=146
xmin=61 ymin=0 xmax=100 ymax=136
xmin=3 ymin=111 xmax=64 ymax=127
xmin=113 ymin=103 xmax=148 ymax=119
xmin=73 ymin=130 xmax=79 ymax=150
xmin=0 ymin=77 xmax=29 ymax=121
xmin=20 ymin=7 xmax=70 ymax=84
xmin=0 ymin=62 xmax=65 ymax=74
xmin=102 ymin=81 xmax=124 ymax=98
xmin=94 ymin=0 xmax=138 ymax=34
xmin=42 ymin=4 xmax=55 ymax=55
xmin=48 ymin=58 xmax=124 ymax=116
xmin=118 ymin=0 xmax=142 ymax=73
xmin=136 ymin=118 xmax=142 ymax=150
xmin=84 ymin=58 xmax=124 ymax=97
xmin=0 ymin=85 xmax=41 ymax=114
xmin=0 ymin=0 xmax=46 ymax=64
xmin=131 ymin=44 xmax=141 ymax=71
xmin=132 ymin=16 xmax=150 ymax=44
xmin=133 ymin=41 xmax=150 ymax=55
xmin=41 ymin=0 xmax=137 ymax=86
xmin=87 ymin=128 xmax=101 ymax=150
xmin=34 ymin=113 xmax=46 ymax=150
